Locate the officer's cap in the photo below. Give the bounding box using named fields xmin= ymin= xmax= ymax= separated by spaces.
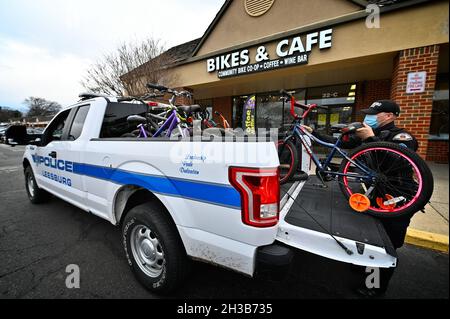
xmin=361 ymin=100 xmax=400 ymax=116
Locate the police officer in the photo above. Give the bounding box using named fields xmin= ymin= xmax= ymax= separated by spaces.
xmin=303 ymin=100 xmax=419 ymax=297
xmin=303 ymin=100 xmax=418 ymax=151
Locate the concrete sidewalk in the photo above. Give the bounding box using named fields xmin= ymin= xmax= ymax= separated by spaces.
xmin=407 ymin=162 xmax=449 ymax=252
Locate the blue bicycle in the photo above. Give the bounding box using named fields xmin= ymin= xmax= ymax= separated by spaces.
xmin=277 ymin=90 xmax=433 ymax=218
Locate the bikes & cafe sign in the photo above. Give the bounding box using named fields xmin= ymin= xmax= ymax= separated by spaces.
xmin=206 ymin=28 xmax=333 ymax=79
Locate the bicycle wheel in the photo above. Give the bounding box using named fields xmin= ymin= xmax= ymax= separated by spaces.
xmin=338 ymin=142 xmax=433 ymax=218
xmin=121 ymin=133 xmax=138 ymax=138
xmin=277 ymin=139 xmax=299 ymax=185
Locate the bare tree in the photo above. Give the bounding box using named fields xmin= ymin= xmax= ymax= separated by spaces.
xmin=0 ymin=107 xmax=22 ymax=122
xmin=24 ymin=97 xmax=62 ymax=117
xmin=81 ymin=38 xmax=172 ymax=96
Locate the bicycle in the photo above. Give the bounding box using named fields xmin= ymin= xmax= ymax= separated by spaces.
xmin=214 ymin=110 xmax=231 ymax=129
xmin=277 ymin=90 xmax=433 ymax=218
xmin=122 ymin=84 xmax=201 ymax=138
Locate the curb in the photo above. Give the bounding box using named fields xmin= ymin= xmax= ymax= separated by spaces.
xmin=405 ymin=228 xmax=449 ymax=253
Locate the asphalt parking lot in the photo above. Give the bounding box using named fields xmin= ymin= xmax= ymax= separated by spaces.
xmin=0 ymin=144 xmax=448 ymax=299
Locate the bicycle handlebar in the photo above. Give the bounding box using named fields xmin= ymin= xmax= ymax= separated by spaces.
xmin=117 ymin=92 xmax=165 ymax=103
xmin=280 ymin=89 xmax=292 ymax=99
xmin=145 ymin=93 xmax=165 ymax=98
xmin=147 ymin=83 xmax=168 ymax=91
xmin=146 ymin=83 xmax=193 ymax=101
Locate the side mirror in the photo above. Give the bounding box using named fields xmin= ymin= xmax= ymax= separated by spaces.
xmin=29 ymin=138 xmax=42 ymax=146
xmin=7 ymin=138 xmax=18 ymax=147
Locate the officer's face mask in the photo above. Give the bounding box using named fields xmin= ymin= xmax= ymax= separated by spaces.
xmin=364 ymin=114 xmax=379 ymax=129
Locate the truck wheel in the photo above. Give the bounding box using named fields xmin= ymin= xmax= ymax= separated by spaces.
xmin=24 ymin=166 xmax=51 ymax=204
xmin=122 ymin=202 xmax=189 ymax=294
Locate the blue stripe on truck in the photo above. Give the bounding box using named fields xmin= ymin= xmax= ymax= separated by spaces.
xmin=72 ymin=162 xmax=241 ymax=209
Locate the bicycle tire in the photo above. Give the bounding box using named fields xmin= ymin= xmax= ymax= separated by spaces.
xmin=338 ymin=142 xmax=433 ymax=218
xmin=121 ymin=133 xmax=138 ymax=138
xmin=277 ymin=139 xmax=299 ymax=185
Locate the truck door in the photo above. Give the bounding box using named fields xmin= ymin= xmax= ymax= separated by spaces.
xmin=33 ymin=109 xmax=71 ymax=193
xmin=32 ymin=106 xmax=88 ymax=208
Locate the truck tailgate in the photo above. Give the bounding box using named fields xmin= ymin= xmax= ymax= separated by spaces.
xmin=278 ymin=177 xmax=397 ymax=268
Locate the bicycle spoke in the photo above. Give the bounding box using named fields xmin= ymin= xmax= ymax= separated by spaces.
xmin=383 ymin=159 xmax=412 ymax=175
xmin=385 ymin=174 xmax=417 ymax=180
xmin=372 ymin=151 xmax=383 ymax=173
xmin=378 ymin=179 xmax=417 ymax=198
xmin=385 ymin=179 xmax=419 ymax=190
xmin=377 ymin=150 xmax=390 ymax=169
xmin=384 ymin=183 xmax=418 ymax=195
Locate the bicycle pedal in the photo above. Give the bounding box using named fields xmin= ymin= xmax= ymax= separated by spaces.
xmin=291 ymin=172 xmax=309 ymax=182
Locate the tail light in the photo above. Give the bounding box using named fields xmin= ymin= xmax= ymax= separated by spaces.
xmin=148 ymin=102 xmax=159 ymax=107
xmin=229 ymin=167 xmax=280 ymax=227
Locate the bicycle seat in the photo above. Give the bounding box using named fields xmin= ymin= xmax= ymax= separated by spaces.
xmin=178 ymin=105 xmax=202 ymax=114
xmin=127 ymin=115 xmax=147 ymax=124
xmin=331 ymin=124 xmax=347 ymax=133
xmin=337 ymin=122 xmax=364 ymax=135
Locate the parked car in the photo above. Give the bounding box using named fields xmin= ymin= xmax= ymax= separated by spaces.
xmin=4 ymin=125 xmax=42 ymax=146
xmin=27 ymin=127 xmax=44 ymax=135
xmin=0 ymin=125 xmax=10 ymax=143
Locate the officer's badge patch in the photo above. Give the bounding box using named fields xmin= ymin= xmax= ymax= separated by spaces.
xmin=393 ymin=133 xmax=413 ymax=141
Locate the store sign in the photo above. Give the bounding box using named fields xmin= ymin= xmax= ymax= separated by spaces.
xmin=206 ymin=29 xmax=333 ymax=79
xmin=242 ymin=95 xmax=256 ymax=135
xmin=406 ymin=71 xmax=427 ymax=93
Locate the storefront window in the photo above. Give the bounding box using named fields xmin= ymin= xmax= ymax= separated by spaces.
xmin=231 ymin=84 xmax=356 ymax=136
xmin=233 ymin=90 xmax=307 ymax=131
xmin=305 ymin=83 xmax=356 ymax=136
xmin=256 ymin=93 xmax=283 ymax=130
xmin=429 ymin=73 xmax=449 ymax=140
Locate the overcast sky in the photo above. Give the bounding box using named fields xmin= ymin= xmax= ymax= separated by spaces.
xmin=0 ymin=0 xmax=225 ymax=111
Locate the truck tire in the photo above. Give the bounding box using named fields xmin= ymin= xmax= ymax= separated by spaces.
xmin=122 ymin=202 xmax=190 ymax=294
xmin=24 ymin=166 xmax=51 ymax=204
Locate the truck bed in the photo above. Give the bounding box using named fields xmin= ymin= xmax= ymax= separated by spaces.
xmin=282 ymin=176 xmax=396 ymax=255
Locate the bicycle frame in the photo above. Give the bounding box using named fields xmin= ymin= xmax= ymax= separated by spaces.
xmin=152 ymin=108 xmax=184 ymax=138
xmin=214 ymin=111 xmax=231 ymax=129
xmin=146 ymin=104 xmax=188 ymax=138
xmin=286 ymin=121 xmax=375 ymax=181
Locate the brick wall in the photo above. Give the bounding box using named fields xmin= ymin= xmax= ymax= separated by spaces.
xmin=354 ymin=79 xmax=392 ymax=122
xmin=426 ymin=140 xmax=449 ymax=163
xmin=390 ymin=45 xmax=440 ymax=158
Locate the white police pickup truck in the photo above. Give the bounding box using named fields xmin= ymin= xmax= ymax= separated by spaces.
xmin=16 ymin=95 xmax=397 ymax=293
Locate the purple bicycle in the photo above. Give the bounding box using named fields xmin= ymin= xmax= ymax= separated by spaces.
xmin=123 ymin=84 xmax=201 ymax=138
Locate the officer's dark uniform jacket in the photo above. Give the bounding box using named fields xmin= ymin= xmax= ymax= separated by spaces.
xmin=312 ymin=121 xmax=419 ymax=249
xmin=312 ymin=121 xmax=418 ymax=152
